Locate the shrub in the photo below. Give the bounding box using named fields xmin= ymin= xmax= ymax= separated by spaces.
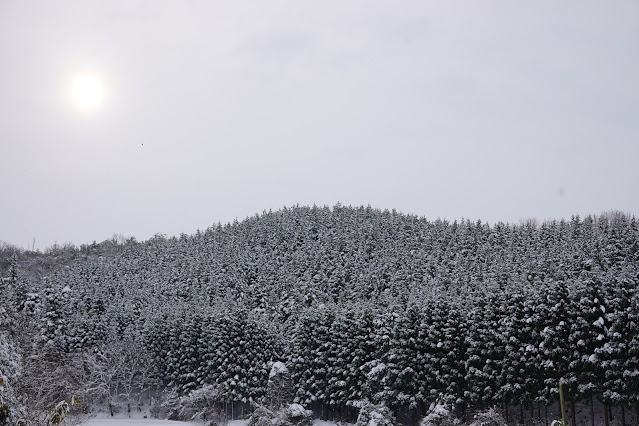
xmin=419 ymin=400 xmax=460 ymax=426
xmin=355 ymin=400 xmax=396 ymax=426
xmin=249 ymin=403 xmax=312 ymax=426
xmin=273 ymin=403 xmax=312 ymax=426
xmin=467 ymin=407 xmax=507 ymax=426
xmin=248 ymin=405 xmax=274 ymax=426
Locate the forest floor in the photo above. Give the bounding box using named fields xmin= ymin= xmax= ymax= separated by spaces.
xmin=85 ymin=417 xmax=342 ymax=426
xmin=86 ymin=420 xmax=198 ymax=425
xmin=86 ymin=418 xmax=252 ymax=425
xmin=85 ymin=419 xmax=339 ymax=426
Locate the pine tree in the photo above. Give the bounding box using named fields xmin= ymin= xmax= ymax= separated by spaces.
xmin=538 ymin=279 xmax=573 ymax=407
xmin=437 ymin=298 xmax=467 ymax=406
xmin=599 ymin=271 xmax=637 ymax=410
xmin=465 ymin=291 xmax=506 ymax=408
xmin=176 ymin=312 xmax=204 ymax=393
xmin=39 ymin=279 xmax=70 ymax=361
xmin=624 ymin=287 xmax=639 ymax=415
xmin=568 ymin=273 xmax=608 ymax=409
xmin=291 ymin=306 xmax=335 ymax=410
xmin=382 ymin=304 xmax=430 ymax=410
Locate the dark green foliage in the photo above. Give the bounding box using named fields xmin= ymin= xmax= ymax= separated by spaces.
xmin=290 ymin=306 xmax=335 ymax=406
xmin=382 ymin=304 xmax=431 ymax=409
xmin=0 ymin=405 xmax=9 ymax=426
xmin=465 ymin=292 xmax=507 ymax=406
xmin=146 ymin=307 xmax=276 ymax=404
xmin=537 ymin=279 xmax=573 ymax=404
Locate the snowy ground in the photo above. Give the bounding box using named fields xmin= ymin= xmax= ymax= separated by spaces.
xmin=86 ymin=419 xmax=251 ymax=426
xmin=86 ymin=420 xmax=198 ymax=425
xmin=85 ymin=419 xmax=338 ymax=426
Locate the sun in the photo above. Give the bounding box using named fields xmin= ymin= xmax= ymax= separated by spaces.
xmin=71 ymin=74 xmax=104 ymax=110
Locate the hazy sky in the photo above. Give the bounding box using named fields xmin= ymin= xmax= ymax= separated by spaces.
xmin=1 ymin=1 xmax=638 ymax=250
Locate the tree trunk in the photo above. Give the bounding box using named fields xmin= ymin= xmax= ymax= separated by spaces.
xmin=605 ymin=404 xmax=610 ymax=426
xmin=622 ymin=404 xmax=626 ymax=426
xmin=537 ymin=401 xmax=541 ymax=421
xmin=520 ymin=404 xmax=525 ymax=425
xmin=591 ymin=394 xmax=595 ymax=426
xmin=545 ymin=404 xmax=548 ymax=426
xmin=571 ymin=400 xmax=576 ymax=426
xmin=504 ymin=401 xmax=509 ymax=422
xmin=609 ymin=405 xmax=613 ymax=425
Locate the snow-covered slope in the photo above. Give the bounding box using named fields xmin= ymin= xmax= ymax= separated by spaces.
xmin=86 ymin=420 xmax=196 ymax=426
xmin=86 ymin=418 xmax=251 ymax=426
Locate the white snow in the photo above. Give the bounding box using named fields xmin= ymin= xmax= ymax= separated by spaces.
xmin=86 ymin=419 xmax=343 ymax=426
xmin=269 ymin=361 xmax=289 ymax=377
xmin=87 ymin=419 xmax=249 ymax=426
xmin=287 ymin=403 xmax=311 ymax=417
xmin=366 ymin=362 xmax=386 ymax=377
xmin=86 ymin=419 xmax=197 ymax=425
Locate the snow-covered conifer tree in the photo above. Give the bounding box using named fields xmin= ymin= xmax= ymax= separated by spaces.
xmin=465 ymin=291 xmax=506 ymax=408
xmin=291 ymin=306 xmax=335 ymax=412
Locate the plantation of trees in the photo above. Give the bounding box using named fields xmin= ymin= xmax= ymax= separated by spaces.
xmin=1 ymin=205 xmax=639 ymax=425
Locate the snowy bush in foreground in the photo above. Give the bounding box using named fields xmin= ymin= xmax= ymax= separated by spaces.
xmin=274 ymin=403 xmax=312 ymax=426
xmin=45 ymin=400 xmax=69 ymax=426
xmin=248 ymin=405 xmax=274 ymax=426
xmin=157 ymin=385 xmax=226 ymax=425
xmin=419 ymin=400 xmax=460 ymax=426
xmin=466 ymin=407 xmax=507 ymax=426
xmin=248 ymin=403 xmax=312 ymax=426
xmin=178 ymin=384 xmax=226 ymax=425
xmin=156 ymin=389 xmax=181 ymax=420
xmin=355 ymin=400 xmax=396 ymax=426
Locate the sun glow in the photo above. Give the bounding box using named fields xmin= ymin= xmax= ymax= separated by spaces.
xmin=71 ymin=74 xmax=104 ymax=110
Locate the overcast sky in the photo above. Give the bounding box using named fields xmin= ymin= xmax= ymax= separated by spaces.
xmin=1 ymin=1 xmax=638 ymax=250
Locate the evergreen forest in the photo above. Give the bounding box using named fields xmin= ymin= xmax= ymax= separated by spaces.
xmin=2 ymin=205 xmax=639 ymax=425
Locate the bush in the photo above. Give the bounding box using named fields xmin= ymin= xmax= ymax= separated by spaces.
xmin=419 ymin=400 xmax=460 ymax=426
xmin=248 ymin=405 xmax=275 ymax=426
xmin=178 ymin=384 xmax=225 ymax=424
xmin=249 ymin=403 xmax=312 ymax=426
xmin=155 ymin=389 xmax=181 ymax=420
xmin=467 ymin=407 xmax=507 ymax=426
xmin=355 ymin=400 xmax=396 ymax=426
xmin=273 ymin=403 xmax=312 ymax=426
xmin=155 ymin=386 xmax=227 ymax=425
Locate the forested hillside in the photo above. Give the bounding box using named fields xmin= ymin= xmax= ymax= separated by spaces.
xmin=1 ymin=205 xmax=639 ymax=425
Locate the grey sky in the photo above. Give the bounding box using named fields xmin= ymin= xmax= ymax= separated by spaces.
xmin=1 ymin=1 xmax=638 ymax=250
